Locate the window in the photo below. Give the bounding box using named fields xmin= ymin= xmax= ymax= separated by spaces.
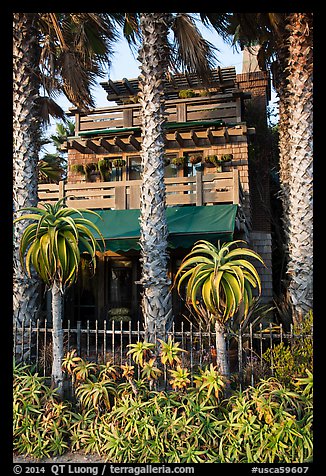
xmin=105 ymin=257 xmax=142 ymax=323
xmin=128 ymin=156 xmax=141 ymax=180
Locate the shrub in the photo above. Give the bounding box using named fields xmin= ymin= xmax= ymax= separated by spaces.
xmin=13 ymin=362 xmax=73 ymax=458
xmin=263 ymin=311 xmax=313 ymax=388
xmin=218 ymin=374 xmax=313 ymax=463
xmin=14 ymin=339 xmax=313 ymax=463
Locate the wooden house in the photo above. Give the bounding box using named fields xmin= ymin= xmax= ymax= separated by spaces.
xmin=39 ymin=63 xmax=273 ymax=327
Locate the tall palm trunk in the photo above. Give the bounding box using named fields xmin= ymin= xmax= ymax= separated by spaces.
xmin=284 ymin=13 xmax=313 ymax=322
xmin=272 ymin=13 xmax=313 ymax=323
xmin=51 ymin=280 xmax=64 ymax=398
xmin=138 ymin=13 xmax=173 ymax=343
xmin=13 ymin=13 xmax=42 ymax=359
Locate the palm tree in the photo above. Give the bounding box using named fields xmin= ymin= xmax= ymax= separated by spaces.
xmin=173 ymin=240 xmax=264 ymax=379
xmin=13 ymin=13 xmax=120 ymax=357
xmin=38 ymin=120 xmax=75 ymax=183
xmin=223 ymin=13 xmax=313 ymax=323
xmin=137 ymin=13 xmax=228 ymax=342
xmin=14 ymin=199 xmax=104 ymax=397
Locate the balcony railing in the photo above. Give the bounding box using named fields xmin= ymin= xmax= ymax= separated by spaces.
xmin=70 ymin=93 xmax=243 ymax=136
xmin=38 ymin=170 xmax=241 ymax=210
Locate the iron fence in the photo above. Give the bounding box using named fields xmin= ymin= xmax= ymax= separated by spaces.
xmin=13 ymin=318 xmax=313 ymax=387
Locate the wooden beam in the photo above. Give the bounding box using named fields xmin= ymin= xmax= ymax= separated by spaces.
xmin=174 ymin=130 xmax=184 ymax=147
xmin=108 ymin=79 xmax=120 ymax=96
xmin=122 ymin=77 xmax=136 ymax=95
xmin=127 ymin=134 xmax=141 ymax=151
xmin=196 ymin=171 xmax=203 ymax=206
xmin=69 ymin=139 xmax=87 ymax=153
xmin=190 ymin=130 xmax=200 ymax=147
xmin=185 ymin=73 xmax=193 ymax=88
xmin=206 ymin=128 xmax=215 ymax=145
xmin=86 ymin=139 xmax=101 ymax=154
xmin=100 ymin=138 xmax=112 ymax=152
xmin=224 ymin=127 xmax=230 ymax=143
xmin=113 ymin=136 xmax=127 ymax=151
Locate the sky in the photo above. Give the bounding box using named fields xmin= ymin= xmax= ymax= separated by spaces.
xmin=45 ymin=21 xmax=277 ymax=151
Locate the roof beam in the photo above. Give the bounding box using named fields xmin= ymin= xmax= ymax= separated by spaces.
xmin=108 ymin=79 xmax=120 ymax=96
xmin=100 ymin=138 xmax=113 ymax=152
xmin=86 ymin=139 xmax=101 ymax=154
xmin=224 ymin=126 xmax=230 ymax=143
xmin=69 ymin=139 xmax=87 ymax=153
xmin=174 ymin=130 xmax=184 ymax=147
xmin=190 ymin=130 xmax=200 ymax=147
xmin=122 ymin=77 xmax=136 ymax=95
xmin=206 ymin=128 xmax=215 ymax=145
xmin=113 ymin=136 xmax=127 ymax=151
xmin=127 ymin=134 xmax=141 ymax=151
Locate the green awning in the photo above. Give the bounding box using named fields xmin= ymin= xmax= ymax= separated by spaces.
xmin=76 ymin=119 xmax=231 ymax=138
xmin=83 ymin=204 xmax=237 ymax=252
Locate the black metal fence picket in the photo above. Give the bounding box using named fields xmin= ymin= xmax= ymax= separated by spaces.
xmin=13 ymin=318 xmax=313 ymax=387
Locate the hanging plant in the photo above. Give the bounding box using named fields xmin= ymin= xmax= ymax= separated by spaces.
xmin=71 ymin=162 xmax=98 ymax=180
xmin=171 ymin=156 xmax=187 ymax=168
xmin=98 ymin=159 xmax=112 ymax=181
xmin=204 ymin=155 xmax=218 ymax=168
xmin=112 ymin=158 xmax=126 ymax=168
xmin=189 ymin=155 xmax=202 ymax=165
xmin=220 ymin=154 xmax=233 ymax=163
xmin=71 ymin=163 xmax=85 ymax=175
xmin=204 ymin=155 xmax=229 ymax=172
xmin=178 ymin=89 xmax=196 ymax=99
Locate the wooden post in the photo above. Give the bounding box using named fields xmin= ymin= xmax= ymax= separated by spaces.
xmin=74 ymin=111 xmax=80 ymax=134
xmin=196 ymin=170 xmax=203 ymax=206
xmin=129 ymin=184 xmax=140 ymax=209
xmin=232 ymin=169 xmax=239 ymax=205
xmin=58 ymin=180 xmax=65 ymax=201
xmin=176 ymin=102 xmax=187 ymax=122
xmin=115 ymin=185 xmax=126 ymax=209
xmin=123 ymin=108 xmax=133 ymax=127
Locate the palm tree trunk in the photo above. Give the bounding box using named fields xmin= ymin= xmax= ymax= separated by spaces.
xmin=273 ymin=13 xmax=313 ymax=324
xmin=51 ymin=280 xmax=64 ymax=398
xmin=138 ymin=13 xmax=173 ymax=343
xmin=285 ymin=13 xmax=313 ymax=323
xmin=13 ymin=13 xmax=42 ymax=360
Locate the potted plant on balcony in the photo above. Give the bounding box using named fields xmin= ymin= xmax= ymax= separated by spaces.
xmin=204 ymin=155 xmax=219 ymax=169
xmin=178 ymin=89 xmax=196 ymax=99
xmin=112 ymin=158 xmax=126 ymax=168
xmin=189 ymin=154 xmax=202 ymax=165
xmin=98 ymin=158 xmax=112 ymax=181
xmin=171 ymin=156 xmax=187 ymax=169
xmin=220 ymin=154 xmax=233 ymax=166
xmin=189 ymin=154 xmax=203 ymax=171
xmin=204 ymin=155 xmax=232 ymax=172
xmin=71 ymin=162 xmax=98 ymax=181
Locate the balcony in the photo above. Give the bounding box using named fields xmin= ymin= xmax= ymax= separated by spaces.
xmin=38 ymin=169 xmax=242 ymax=210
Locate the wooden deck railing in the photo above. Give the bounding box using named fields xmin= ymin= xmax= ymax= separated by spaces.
xmin=38 ymin=170 xmax=241 ymax=210
xmin=70 ymin=93 xmax=242 ymax=135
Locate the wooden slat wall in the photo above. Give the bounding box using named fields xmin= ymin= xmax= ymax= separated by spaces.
xmin=38 ymin=170 xmax=240 ymax=210
xmin=74 ymin=94 xmax=242 ymax=134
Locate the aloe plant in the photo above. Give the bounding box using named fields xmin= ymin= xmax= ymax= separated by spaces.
xmin=173 ymin=239 xmax=265 ymax=378
xmin=14 ymin=198 xmax=105 ymax=397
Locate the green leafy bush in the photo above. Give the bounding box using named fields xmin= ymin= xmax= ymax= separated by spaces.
xmin=13 ymin=362 xmax=73 ymax=458
xmin=14 ymin=335 xmax=313 ymax=463
xmin=218 ymin=374 xmax=313 ymax=463
xmin=263 ymin=311 xmax=313 ymax=387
